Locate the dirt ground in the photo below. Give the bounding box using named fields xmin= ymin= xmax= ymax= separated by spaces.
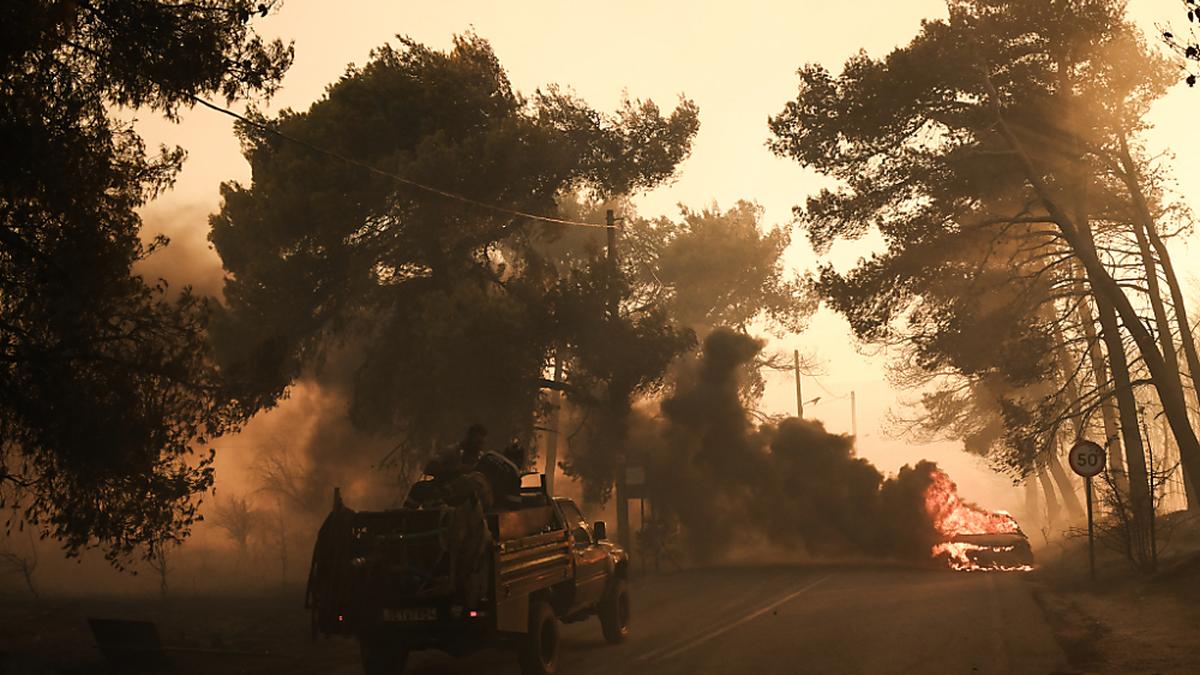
xmin=1032 ymin=514 xmax=1200 ymax=675
xmin=0 ymin=584 xmax=357 ymax=674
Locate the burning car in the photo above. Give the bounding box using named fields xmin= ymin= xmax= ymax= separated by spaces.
xmin=923 ymin=470 xmax=1035 ymax=572
xmin=932 ymin=531 xmax=1035 ymax=571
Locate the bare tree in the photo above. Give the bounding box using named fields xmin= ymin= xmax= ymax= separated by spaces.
xmin=209 ymin=493 xmax=260 ymax=565
xmin=253 ymin=441 xmax=313 ymax=510
xmin=265 ymin=499 xmax=285 ymax=588
xmin=253 ymin=442 xmax=309 ymax=588
xmin=146 ymin=538 xmax=171 ymax=600
xmin=0 ymin=528 xmax=39 ymax=599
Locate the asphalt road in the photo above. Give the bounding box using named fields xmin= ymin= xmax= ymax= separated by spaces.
xmin=4 ymin=565 xmax=1068 ymax=674
xmin=396 ymin=565 xmax=1068 ymax=675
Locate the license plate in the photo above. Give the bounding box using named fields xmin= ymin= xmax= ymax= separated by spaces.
xmin=382 ymin=607 xmax=438 ymax=622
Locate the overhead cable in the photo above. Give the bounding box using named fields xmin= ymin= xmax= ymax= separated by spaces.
xmin=189 ymin=97 xmax=615 ymax=229
xmin=61 ymin=34 xmax=615 ymax=230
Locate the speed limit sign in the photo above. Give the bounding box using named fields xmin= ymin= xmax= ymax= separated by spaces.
xmin=1068 ymin=440 xmax=1106 ymax=478
xmin=1070 ymin=439 xmax=1106 ymax=581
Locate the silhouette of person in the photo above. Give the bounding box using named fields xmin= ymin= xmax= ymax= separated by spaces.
xmin=405 ymin=424 xmax=490 ymax=506
xmin=459 ymin=423 xmax=487 ymax=466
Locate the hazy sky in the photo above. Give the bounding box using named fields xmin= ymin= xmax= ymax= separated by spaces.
xmin=133 ymin=0 xmax=1200 ymax=509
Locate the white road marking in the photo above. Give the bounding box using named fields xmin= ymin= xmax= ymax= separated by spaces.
xmin=635 ymin=574 xmax=834 ymax=664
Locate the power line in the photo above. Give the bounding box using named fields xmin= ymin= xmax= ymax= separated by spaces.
xmin=188 ymin=97 xmax=616 ymax=229
xmin=62 ymin=35 xmax=616 ymax=231
xmin=808 ymin=374 xmax=850 ymax=400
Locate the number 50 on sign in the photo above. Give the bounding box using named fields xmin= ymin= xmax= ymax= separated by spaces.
xmin=1068 ymin=440 xmax=1106 ymax=478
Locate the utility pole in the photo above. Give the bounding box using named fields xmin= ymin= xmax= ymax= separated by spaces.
xmin=850 ymin=390 xmax=857 ymax=438
xmin=544 ymin=351 xmax=563 ymax=495
xmin=607 ymin=209 xmax=631 ymax=552
xmin=794 ymin=349 xmax=804 ymax=419
xmin=1141 ymin=412 xmax=1158 ymax=570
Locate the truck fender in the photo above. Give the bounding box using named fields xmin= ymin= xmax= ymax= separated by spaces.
xmin=496 ymin=594 xmax=530 ymax=633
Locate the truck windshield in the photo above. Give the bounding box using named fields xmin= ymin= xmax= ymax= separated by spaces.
xmin=558 ymin=501 xmax=591 ymax=546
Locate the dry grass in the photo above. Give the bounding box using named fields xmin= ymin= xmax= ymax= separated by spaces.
xmin=1031 ymin=511 xmax=1200 ymax=674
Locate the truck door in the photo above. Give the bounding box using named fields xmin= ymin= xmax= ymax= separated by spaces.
xmin=557 ymin=500 xmax=609 ymax=609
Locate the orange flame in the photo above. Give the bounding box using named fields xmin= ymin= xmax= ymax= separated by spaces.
xmin=924 ymin=469 xmax=1030 ymax=572
xmin=931 ymin=542 xmax=1033 ymax=572
xmin=924 ymin=469 xmax=1017 ymax=538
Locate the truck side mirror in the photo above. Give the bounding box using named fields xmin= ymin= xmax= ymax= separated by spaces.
xmin=592 ymin=520 xmax=607 ymax=541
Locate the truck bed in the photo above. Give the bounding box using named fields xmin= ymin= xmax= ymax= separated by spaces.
xmin=308 ymin=497 xmax=572 ymax=640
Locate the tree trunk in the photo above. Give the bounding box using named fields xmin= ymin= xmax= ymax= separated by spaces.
xmin=153 ymin=542 xmax=169 ymax=601
xmin=21 ymin=565 xmax=38 ymax=599
xmin=1116 ymin=134 xmax=1200 ymax=510
xmin=986 ymin=79 xmax=1200 ymax=519
xmin=1159 ymin=411 xmax=1196 ymax=510
xmin=276 ymin=499 xmax=288 ymax=589
xmin=1184 ymin=437 xmax=1199 ymax=510
xmin=1091 ymin=280 xmax=1154 ymax=563
xmin=1025 ymin=475 xmax=1040 ymax=527
xmin=1074 ymin=286 xmax=1126 ymax=476
xmin=1038 ymin=464 xmax=1061 ymax=529
xmin=1130 ymin=217 xmax=1182 ymax=399
xmin=1047 ymin=312 xmax=1088 ymax=523
xmin=1047 ymin=443 xmax=1085 ymax=521
xmin=1127 ymin=216 xmax=1195 ymax=515
xmin=1068 ymin=199 xmax=1197 ymax=540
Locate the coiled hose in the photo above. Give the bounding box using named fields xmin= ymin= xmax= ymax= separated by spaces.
xmin=306 ymin=494 xmax=355 ymax=640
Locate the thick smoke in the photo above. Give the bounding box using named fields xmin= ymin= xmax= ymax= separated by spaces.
xmin=129 ymin=206 xmax=408 ymax=513
xmin=646 ymin=329 xmax=942 ymax=562
xmin=134 ymin=204 xmax=226 ymax=300
xmin=211 ymin=337 xmax=410 ymax=515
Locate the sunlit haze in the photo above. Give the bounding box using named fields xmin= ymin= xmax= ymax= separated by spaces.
xmin=129 ymin=0 xmax=1200 ymax=511
xmin=10 ymin=2 xmax=1200 ymax=671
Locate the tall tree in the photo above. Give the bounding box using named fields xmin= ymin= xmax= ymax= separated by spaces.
xmin=210 ymin=34 xmax=699 ymax=482
xmin=535 ymin=198 xmax=811 ymax=498
xmin=769 ymin=0 xmax=1193 ymax=554
xmin=639 ymin=202 xmax=810 ymax=336
xmin=0 ymin=1 xmax=291 ymax=566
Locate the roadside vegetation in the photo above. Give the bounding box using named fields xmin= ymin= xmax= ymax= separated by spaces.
xmin=4 ymin=0 xmax=1200 ymax=640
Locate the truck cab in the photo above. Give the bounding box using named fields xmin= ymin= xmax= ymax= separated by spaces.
xmin=553 ymin=498 xmax=626 ymax=618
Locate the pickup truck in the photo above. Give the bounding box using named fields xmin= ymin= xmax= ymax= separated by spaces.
xmin=305 ymin=476 xmax=630 ymax=675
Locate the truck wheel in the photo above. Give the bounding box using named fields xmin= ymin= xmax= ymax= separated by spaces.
xmin=359 ymin=636 xmax=408 ymax=675
xmin=599 ymin=577 xmax=631 ymax=644
xmin=518 ymin=600 xmax=559 ymax=675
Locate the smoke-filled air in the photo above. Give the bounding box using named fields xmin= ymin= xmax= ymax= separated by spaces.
xmin=643 ymin=329 xmax=1010 ymax=567
xmin=4 ymin=1 xmax=1200 ymax=674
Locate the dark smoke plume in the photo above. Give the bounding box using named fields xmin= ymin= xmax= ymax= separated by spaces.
xmin=647 ymin=329 xmax=941 ymax=562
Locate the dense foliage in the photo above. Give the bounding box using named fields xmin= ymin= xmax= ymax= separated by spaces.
xmin=0 ymin=0 xmax=291 ymax=566
xmin=768 ymin=0 xmax=1177 ymax=476
xmin=210 ymin=35 xmax=701 ymax=485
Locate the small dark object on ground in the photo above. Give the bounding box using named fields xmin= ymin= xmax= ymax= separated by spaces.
xmin=88 ymin=618 xmax=171 ymax=672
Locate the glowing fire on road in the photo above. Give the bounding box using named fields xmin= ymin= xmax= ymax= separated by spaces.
xmin=924 ymin=470 xmax=1033 ymax=572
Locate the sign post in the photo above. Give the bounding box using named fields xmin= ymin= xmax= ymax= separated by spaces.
xmin=1068 ymin=440 xmax=1106 ymax=581
xmin=624 ymin=465 xmax=646 ymax=576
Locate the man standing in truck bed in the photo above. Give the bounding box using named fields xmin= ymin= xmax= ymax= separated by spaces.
xmin=428 ymin=423 xmax=489 ymax=479
xmin=403 ymin=428 xmax=528 ymax=604
xmin=404 ymin=424 xmax=488 ymax=507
